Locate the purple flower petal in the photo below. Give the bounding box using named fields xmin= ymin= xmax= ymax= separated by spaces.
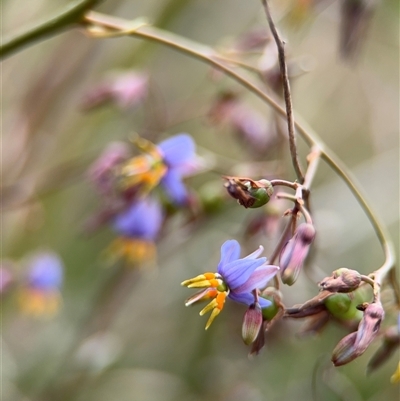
xmin=229 ymin=292 xmax=272 ymax=308
xmin=217 ymin=240 xmax=241 ymax=275
xmin=158 ymin=134 xmax=195 ymax=167
xmin=233 ymin=265 xmax=279 ymax=294
xmin=28 ymin=252 xmax=64 ymax=290
xmin=222 ymin=258 xmax=267 ymax=290
xmin=113 ymin=198 xmax=163 ymax=240
xmin=160 ymin=169 xmax=188 ymax=205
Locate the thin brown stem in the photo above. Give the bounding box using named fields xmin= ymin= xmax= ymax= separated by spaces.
xmin=261 ymin=0 xmax=304 ymax=183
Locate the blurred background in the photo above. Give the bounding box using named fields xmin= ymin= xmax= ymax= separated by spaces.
xmin=2 ymin=0 xmax=399 ymax=400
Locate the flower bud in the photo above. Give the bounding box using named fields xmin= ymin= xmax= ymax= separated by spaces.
xmin=319 ymin=268 xmax=361 ymax=293
xmin=279 ymin=223 xmax=316 ymax=285
xmin=223 ymin=177 xmax=273 ymax=209
xmin=332 ymin=331 xmax=359 ymax=366
xmin=332 ymin=302 xmax=384 ymax=366
xmin=242 ymin=303 xmax=263 ymax=345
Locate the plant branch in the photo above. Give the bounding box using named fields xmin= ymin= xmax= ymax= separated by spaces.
xmin=0 ymin=0 xmax=103 ymax=59
xmin=261 ymin=0 xmax=304 ymax=183
xmin=81 ymin=11 xmax=395 ymax=280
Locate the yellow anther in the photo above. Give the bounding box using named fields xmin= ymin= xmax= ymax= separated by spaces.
xmin=205 ymin=308 xmax=222 ymax=330
xmin=181 ymin=272 xmax=215 ymax=287
xmin=199 ymin=298 xmax=218 ymax=316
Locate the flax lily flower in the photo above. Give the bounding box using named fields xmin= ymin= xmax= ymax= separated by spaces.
xmin=118 ymin=134 xmax=196 ymax=205
xmin=19 ymin=252 xmax=64 ymax=317
xmin=107 ymin=197 xmax=163 ymax=265
xmin=182 ymin=240 xmax=279 ymax=329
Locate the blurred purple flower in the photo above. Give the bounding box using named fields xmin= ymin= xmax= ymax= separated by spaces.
xmin=0 ymin=263 xmax=14 ymax=293
xmin=119 ymin=134 xmax=196 ymax=205
xmin=107 ymin=197 xmax=164 ymax=264
xmin=87 ymin=141 xmax=130 ymax=197
xmin=19 ymin=251 xmax=64 ymax=317
xmin=81 ymin=71 xmax=148 ymax=111
xmin=182 ymin=240 xmax=279 ymax=329
xmin=112 ymin=197 xmax=163 ymax=240
xmin=27 ymin=252 xmax=64 ymax=290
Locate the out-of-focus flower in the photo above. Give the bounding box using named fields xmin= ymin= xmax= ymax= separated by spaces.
xmin=319 ymin=268 xmax=362 ymax=293
xmin=118 ymin=134 xmax=196 ymax=205
xmin=208 ymin=92 xmax=273 ymax=154
xmin=279 ymin=223 xmax=316 ymax=285
xmin=19 ymin=252 xmax=64 ymax=317
xmin=332 ymin=301 xmax=384 ymax=366
xmin=223 ymin=176 xmax=273 ymax=209
xmin=106 ymin=197 xmax=163 ymax=265
xmin=80 ymin=71 xmax=148 ymax=111
xmin=181 ymin=240 xmax=279 ymax=329
xmin=0 ymin=262 xmax=14 ymax=294
xmin=87 ymin=141 xmax=131 ymax=197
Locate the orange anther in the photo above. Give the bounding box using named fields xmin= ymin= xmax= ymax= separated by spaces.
xmin=204 ymin=272 xmax=215 ymax=280
xmin=216 ymin=292 xmax=227 ymax=310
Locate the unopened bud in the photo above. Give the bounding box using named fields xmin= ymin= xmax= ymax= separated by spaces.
xmin=332 ymin=302 xmax=384 ymax=366
xmin=223 ymin=177 xmax=273 ymax=208
xmin=332 ymin=331 xmax=359 ymax=366
xmin=279 ymin=223 xmax=316 ymax=285
xmin=319 ymin=268 xmax=361 ymax=293
xmin=242 ymin=303 xmax=263 ymax=345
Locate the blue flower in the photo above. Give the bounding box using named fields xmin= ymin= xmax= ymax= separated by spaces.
xmin=158 ymin=134 xmax=195 ymax=205
xmin=19 ymin=251 xmax=64 ymax=317
xmin=109 ymin=197 xmax=163 ymax=264
xmin=118 ymin=134 xmax=196 ymax=205
xmin=181 ymin=240 xmax=279 ymax=329
xmin=113 ymin=197 xmax=163 ymax=240
xmin=28 ymin=252 xmax=64 ymax=290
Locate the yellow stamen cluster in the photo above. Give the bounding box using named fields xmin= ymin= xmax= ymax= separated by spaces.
xmin=18 ymin=289 xmax=61 ymax=317
xmin=181 ymin=272 xmax=229 ymax=329
xmin=106 ymin=237 xmax=157 ymax=266
xmin=118 ymin=137 xmax=167 ymax=194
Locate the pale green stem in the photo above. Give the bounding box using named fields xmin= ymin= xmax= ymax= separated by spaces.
xmin=0 ymin=0 xmax=103 ymax=59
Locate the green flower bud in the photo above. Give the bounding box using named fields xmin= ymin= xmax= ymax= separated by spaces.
xmin=223 ymin=176 xmax=273 ymax=209
xmin=247 ymin=180 xmax=274 ymax=209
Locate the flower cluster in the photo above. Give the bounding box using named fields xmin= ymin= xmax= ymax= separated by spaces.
xmin=89 ymin=134 xmax=197 ymax=266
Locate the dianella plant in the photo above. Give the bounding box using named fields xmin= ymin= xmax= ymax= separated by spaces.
xmin=2 ymin=1 xmax=399 ymax=401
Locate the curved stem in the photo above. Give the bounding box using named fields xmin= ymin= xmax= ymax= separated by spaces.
xmin=0 ymin=0 xmax=103 ymax=59
xmin=270 ymin=179 xmax=297 ymax=189
xmin=82 ymin=11 xmax=395 ymax=276
xmin=4 ymin=7 xmax=393 ymax=284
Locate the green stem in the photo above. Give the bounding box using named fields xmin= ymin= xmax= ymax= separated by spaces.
xmin=0 ymin=0 xmax=103 ymax=59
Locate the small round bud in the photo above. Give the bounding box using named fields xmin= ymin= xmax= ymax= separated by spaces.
xmin=248 ymin=180 xmax=274 ymax=209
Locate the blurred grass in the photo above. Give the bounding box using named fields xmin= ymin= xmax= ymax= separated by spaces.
xmin=2 ymin=0 xmax=399 ymax=401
